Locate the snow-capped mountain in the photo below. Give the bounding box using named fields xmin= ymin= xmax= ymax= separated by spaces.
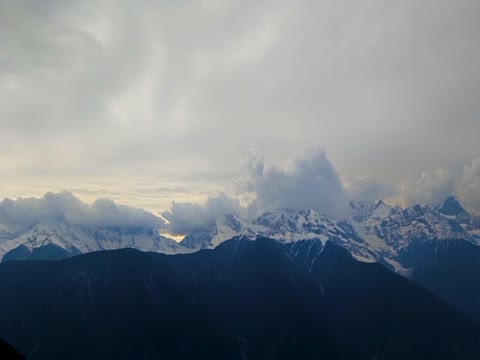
xmin=437 ymin=196 xmax=480 ymax=240
xmin=180 ymin=197 xmax=480 ymax=273
xmin=353 ymin=201 xmax=473 ymax=249
xmin=0 ymin=230 xmax=13 ymax=243
xmin=349 ymin=198 xmax=480 ymax=270
xmin=0 ymin=220 xmax=189 ymax=262
xmin=3 ymin=196 xmax=479 ymax=273
xmin=349 ymin=200 xmax=383 ymax=222
xmin=378 ymin=204 xmax=471 ymax=246
xmin=180 ymin=209 xmax=378 ymax=263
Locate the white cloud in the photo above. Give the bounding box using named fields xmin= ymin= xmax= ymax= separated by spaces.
xmin=0 ymin=191 xmax=165 ymax=230
xmin=161 ymin=147 xmax=348 ymax=234
xmin=161 ymin=192 xmax=243 ymax=235
xmin=2 ymin=152 xmax=479 ymax=237
xmin=241 ymin=146 xmax=349 ymax=218
xmin=344 ymin=176 xmax=398 ymax=202
xmin=398 ymin=168 xmax=458 ymax=207
xmin=457 ymin=157 xmax=480 ymax=209
xmin=387 ymin=157 xmax=480 ymax=208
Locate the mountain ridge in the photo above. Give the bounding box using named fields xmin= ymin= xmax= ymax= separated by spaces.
xmin=0 ymin=219 xmax=189 ymax=262
xmin=2 ymin=196 xmax=480 ymax=276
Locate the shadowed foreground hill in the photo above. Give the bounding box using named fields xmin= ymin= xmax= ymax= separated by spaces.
xmin=0 ymin=338 xmax=25 ymax=359
xmin=401 ymin=238 xmax=480 ymax=322
xmin=0 ymin=238 xmax=479 ymax=359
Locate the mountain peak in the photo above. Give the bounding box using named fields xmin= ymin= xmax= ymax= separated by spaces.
xmin=438 ymin=196 xmax=467 ymax=217
xmin=370 ymin=200 xmax=393 ymax=219
xmin=349 ymin=200 xmax=377 ymax=222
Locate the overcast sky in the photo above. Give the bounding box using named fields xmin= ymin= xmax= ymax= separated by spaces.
xmin=1 ymin=0 xmax=479 ymax=230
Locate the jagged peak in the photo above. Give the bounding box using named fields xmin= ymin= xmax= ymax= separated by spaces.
xmin=437 ymin=195 xmax=468 ymax=216
xmin=255 ymin=208 xmax=337 ymax=227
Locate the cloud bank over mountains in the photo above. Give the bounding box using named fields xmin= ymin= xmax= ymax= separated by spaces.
xmin=242 ymin=147 xmax=348 ymax=218
xmin=0 ymin=191 xmax=165 ymax=231
xmin=162 ymin=148 xmax=480 ymax=235
xmin=161 ymin=147 xmax=349 ymax=234
xmin=458 ymin=158 xmax=480 ymax=210
xmin=0 ymin=148 xmax=479 ymax=235
xmin=161 ymin=193 xmax=243 ymax=235
xmin=345 ymin=157 xmax=480 ymax=210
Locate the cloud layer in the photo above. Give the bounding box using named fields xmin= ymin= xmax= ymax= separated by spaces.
xmin=162 ymin=149 xmax=480 ymax=235
xmin=1 ymin=151 xmax=479 ymax=236
xmin=344 ymin=177 xmax=398 ymax=203
xmin=1 ymin=0 xmax=480 ymax=186
xmin=345 ymin=157 xmax=480 ymax=209
xmin=0 ymin=191 xmax=165 ymax=230
xmin=1 ymin=1 xmax=480 ymax=232
xmin=458 ymin=158 xmax=480 ymax=208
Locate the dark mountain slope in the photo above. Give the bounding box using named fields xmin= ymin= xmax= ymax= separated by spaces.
xmin=288 ymin=239 xmax=480 ymax=359
xmin=401 ymin=239 xmax=480 ymax=322
xmin=0 ymin=238 xmax=479 ymax=359
xmin=0 ymin=239 xmax=339 ymax=360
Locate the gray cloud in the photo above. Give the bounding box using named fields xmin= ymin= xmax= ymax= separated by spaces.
xmin=0 ymin=191 xmax=166 ymax=230
xmin=243 ymin=147 xmax=349 ymax=217
xmin=457 ymin=158 xmax=480 ymax=209
xmin=344 ymin=177 xmax=398 ymax=202
xmin=2 ymin=152 xmax=478 ymax=237
xmin=1 ymin=0 xmax=480 ymax=187
xmin=159 ymin=149 xmax=480 ymax=236
xmin=381 ymin=157 xmax=480 ymax=209
xmin=160 ymin=147 xmax=348 ymax=235
xmin=161 ymin=193 xmax=243 ymax=235
xmin=398 ymin=168 xmax=458 ymax=207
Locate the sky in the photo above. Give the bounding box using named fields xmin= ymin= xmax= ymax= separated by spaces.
xmin=1 ymin=0 xmax=479 ymax=234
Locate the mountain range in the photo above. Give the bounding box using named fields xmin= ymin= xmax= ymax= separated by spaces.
xmin=2 ymin=196 xmax=480 ymax=358
xmin=4 ymin=196 xmax=478 ymax=270
xmin=180 ymin=196 xmax=480 ymax=270
xmin=0 ymin=220 xmax=188 ymax=262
